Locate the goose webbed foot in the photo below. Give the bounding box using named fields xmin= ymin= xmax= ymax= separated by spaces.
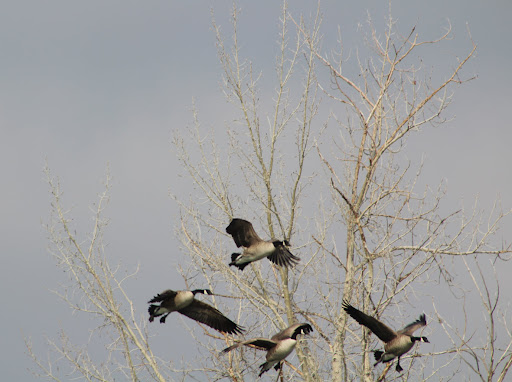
xmin=395 ymin=358 xmax=403 ymax=372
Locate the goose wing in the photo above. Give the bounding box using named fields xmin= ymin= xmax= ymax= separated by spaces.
xmin=178 ymin=300 xmax=244 ymax=335
xmin=342 ymin=301 xmax=396 ymax=342
xmin=148 ymin=289 xmax=177 ymax=303
xmin=271 ymin=323 xmax=313 ymax=341
xmin=226 ymin=219 xmax=263 ymax=247
xmin=398 ymin=313 xmax=427 ymax=335
xmin=220 ymin=338 xmax=278 ymax=354
xmin=267 ymin=245 xmax=300 ymax=268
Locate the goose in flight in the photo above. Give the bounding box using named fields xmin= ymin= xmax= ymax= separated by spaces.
xmin=342 ymin=300 xmax=429 ymax=372
xmin=226 ymin=218 xmax=300 ymax=271
xmin=220 ymin=322 xmax=313 ymax=377
xmin=148 ymin=289 xmax=244 ymax=335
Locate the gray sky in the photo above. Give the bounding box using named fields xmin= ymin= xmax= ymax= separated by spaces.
xmin=1 ymin=1 xmax=511 ymax=380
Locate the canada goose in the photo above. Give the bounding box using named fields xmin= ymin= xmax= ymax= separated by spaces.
xmin=148 ymin=289 xmax=243 ymax=335
xmin=220 ymin=323 xmax=313 ymax=377
xmin=226 ymin=218 xmax=300 ymax=271
xmin=342 ymin=300 xmax=429 ymax=372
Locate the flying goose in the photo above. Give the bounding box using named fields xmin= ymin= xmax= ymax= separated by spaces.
xmin=148 ymin=289 xmax=244 ymax=335
xmin=342 ymin=300 xmax=429 ymax=372
xmin=220 ymin=322 xmax=313 ymax=377
xmin=226 ymin=218 xmax=300 ymax=271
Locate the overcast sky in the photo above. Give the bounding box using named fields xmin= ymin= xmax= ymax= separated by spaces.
xmin=1 ymin=1 xmax=511 ymax=380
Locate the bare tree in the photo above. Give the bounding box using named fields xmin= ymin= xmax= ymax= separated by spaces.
xmin=304 ymin=13 xmax=511 ymax=381
xmin=174 ymin=4 xmax=511 ymax=382
xmin=26 ymin=166 xmax=169 ymax=382
xmin=30 ymin=2 xmax=511 ymax=382
xmin=172 ymin=4 xmax=322 ymax=380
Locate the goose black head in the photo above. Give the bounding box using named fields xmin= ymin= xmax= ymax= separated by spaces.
xmin=291 ymin=323 xmax=313 ymax=339
xmin=412 ymin=336 xmax=429 ymax=343
xmin=273 ymin=239 xmax=291 ymax=247
xmin=192 ymin=289 xmax=213 ymax=295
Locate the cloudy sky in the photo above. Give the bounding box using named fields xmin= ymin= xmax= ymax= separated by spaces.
xmin=1 ymin=1 xmax=511 ymax=380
